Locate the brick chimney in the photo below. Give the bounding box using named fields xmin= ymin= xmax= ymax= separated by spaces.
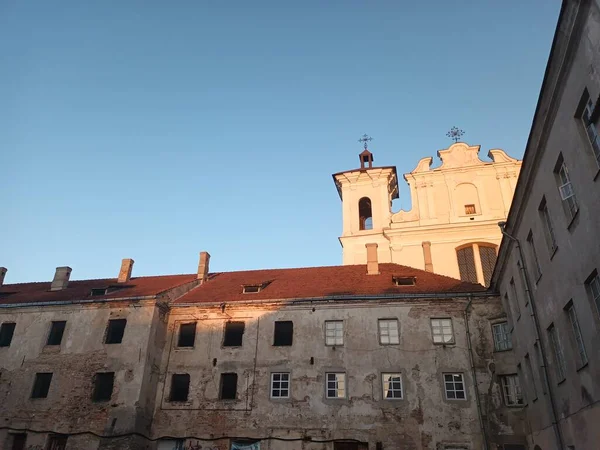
xmin=197 ymin=251 xmax=211 ymax=283
xmin=366 ymin=243 xmax=379 ymax=275
xmin=117 ymin=258 xmax=135 ymax=283
xmin=50 ymin=266 xmax=72 ymax=291
xmin=0 ymin=267 xmax=7 ymax=286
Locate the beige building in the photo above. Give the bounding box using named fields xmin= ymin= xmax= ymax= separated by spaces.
xmin=333 ymin=142 xmax=521 ymax=286
xmin=491 ymin=1 xmax=600 ymax=450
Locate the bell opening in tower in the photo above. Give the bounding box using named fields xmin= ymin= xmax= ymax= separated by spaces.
xmin=359 ymin=197 xmax=373 ymax=230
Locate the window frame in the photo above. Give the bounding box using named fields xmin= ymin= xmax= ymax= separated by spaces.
xmin=578 ymin=89 xmax=600 ymax=169
xmin=585 ymin=270 xmax=600 ymax=319
xmin=0 ymin=322 xmax=16 ymax=347
xmin=223 ymin=321 xmax=245 ymax=347
xmin=443 ymin=373 xmax=466 ymax=401
xmin=565 ymin=302 xmax=588 ymax=368
xmin=273 ymin=320 xmax=293 ymax=346
xmin=526 ymin=231 xmax=542 ymax=282
xmin=31 ymin=372 xmax=53 ymax=399
xmin=491 ymin=321 xmax=512 ymax=352
xmin=325 ymin=372 xmax=346 ymax=399
xmin=219 ymin=373 xmax=238 ymax=400
xmin=46 ymin=321 xmax=67 ymax=346
xmin=548 ymin=324 xmax=566 ymax=382
xmin=524 ymin=353 xmax=538 ymax=401
xmin=104 ymin=318 xmax=127 ymax=345
xmin=270 ymin=372 xmax=291 ymax=399
xmin=539 ymin=198 xmax=557 ymax=255
xmin=325 ymin=320 xmax=344 ymax=346
xmin=177 ymin=322 xmax=196 ymax=348
xmin=554 ymin=157 xmax=579 ymax=223
xmin=500 ymin=374 xmax=524 ymax=407
xmin=169 ymin=373 xmax=191 ymax=402
xmin=430 ymin=318 xmax=455 ymax=344
xmin=456 ymin=246 xmax=478 ymax=284
xmin=92 ymin=372 xmax=115 ymax=402
xmin=381 ymin=373 xmax=403 ymax=400
xmin=378 ymin=318 xmax=400 ymax=345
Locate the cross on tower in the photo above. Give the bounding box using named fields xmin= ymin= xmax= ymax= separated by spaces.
xmin=358 ymin=134 xmax=373 ymax=150
xmin=446 ymin=127 xmax=465 ymax=143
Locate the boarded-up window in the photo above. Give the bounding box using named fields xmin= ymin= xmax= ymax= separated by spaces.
xmin=456 ymin=246 xmax=477 ymax=283
xmin=479 ymin=246 xmax=497 ymax=287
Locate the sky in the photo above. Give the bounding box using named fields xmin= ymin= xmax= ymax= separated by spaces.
xmin=1 ymin=1 xmax=561 ymax=283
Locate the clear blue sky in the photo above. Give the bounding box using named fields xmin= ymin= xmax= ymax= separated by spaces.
xmin=1 ymin=1 xmax=561 ymax=283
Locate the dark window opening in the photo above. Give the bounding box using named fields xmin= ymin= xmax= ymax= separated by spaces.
xmin=46 ymin=435 xmax=68 ymax=450
xmin=31 ymin=373 xmax=53 ymax=399
xmin=393 ymin=276 xmax=416 ymax=286
xmin=177 ymin=323 xmax=196 ymax=347
xmin=90 ymin=288 xmax=107 ymax=296
xmin=220 ymin=373 xmax=237 ymax=400
xmin=223 ymin=321 xmax=245 ymax=347
xmin=92 ymin=372 xmax=114 ymax=402
xmin=46 ymin=321 xmax=66 ymax=346
xmin=0 ymin=322 xmax=16 ymax=347
xmin=169 ymin=374 xmax=190 ymax=402
xmin=457 ymin=246 xmax=477 ymax=283
xmin=10 ymin=433 xmax=27 ymax=450
xmin=479 ymin=245 xmax=497 ymax=287
xmin=465 ymin=204 xmax=476 ymax=215
xmin=105 ymin=319 xmax=126 ymax=344
xmin=359 ymin=197 xmax=373 ymax=230
xmin=333 ymin=442 xmax=368 ymax=450
xmin=273 ymin=321 xmax=293 ymax=346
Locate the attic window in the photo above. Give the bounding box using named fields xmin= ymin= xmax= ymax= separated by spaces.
xmin=91 ymin=288 xmax=107 ymax=296
xmin=242 ymin=282 xmax=271 ymax=294
xmin=393 ymin=276 xmax=416 ymax=286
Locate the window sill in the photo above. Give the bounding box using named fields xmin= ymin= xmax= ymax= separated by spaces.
xmin=567 ymin=209 xmax=580 ymax=232
xmin=433 ymin=342 xmax=456 ymax=346
xmin=174 ymin=347 xmax=195 ymax=350
xmin=557 ymin=378 xmax=567 ymax=386
xmin=222 ymin=345 xmax=243 ymax=349
xmin=576 ymin=362 xmax=589 ymax=372
xmin=493 ymin=348 xmax=513 ymax=353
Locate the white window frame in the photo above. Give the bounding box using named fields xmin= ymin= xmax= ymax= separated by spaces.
xmin=500 ymin=374 xmax=524 ymax=406
xmin=431 ymin=318 xmax=454 ymax=344
xmin=443 ymin=373 xmax=466 ymax=401
xmin=378 ymin=319 xmax=400 ymax=345
xmin=492 ymin=322 xmax=512 ymax=351
xmin=270 ymin=372 xmax=290 ymax=399
xmin=325 ymin=321 xmax=344 ymax=346
xmin=548 ymin=325 xmax=566 ymax=381
xmin=382 ymin=373 xmax=403 ymax=399
xmin=325 ymin=372 xmax=346 ymax=399
xmin=566 ymin=304 xmax=588 ymax=367
xmin=557 ymin=161 xmax=578 ymax=220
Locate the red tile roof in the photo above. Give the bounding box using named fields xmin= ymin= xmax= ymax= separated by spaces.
xmin=175 ymin=263 xmax=485 ymax=305
xmin=0 ymin=274 xmax=196 ymax=306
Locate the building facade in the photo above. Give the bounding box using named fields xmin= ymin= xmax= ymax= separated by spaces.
xmin=491 ymin=1 xmax=600 ymax=450
xmin=333 ymin=143 xmax=521 ymax=286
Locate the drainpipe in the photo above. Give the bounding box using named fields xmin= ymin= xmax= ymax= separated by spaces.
xmin=464 ymin=297 xmax=488 ymax=450
xmin=498 ymin=222 xmax=565 ymax=450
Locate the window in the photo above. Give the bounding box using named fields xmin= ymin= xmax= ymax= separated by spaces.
xmin=177 ymin=323 xmax=196 ymax=348
xmin=566 ymin=304 xmax=588 ymax=366
xmin=548 ymin=324 xmax=566 ymax=381
xmin=525 ymin=353 xmax=537 ymax=400
xmin=526 ymin=231 xmax=542 ymax=281
xmin=500 ymin=374 xmax=524 ymax=406
xmin=223 ymin=321 xmax=245 ymax=347
xmin=160 ymin=440 xmax=184 ymax=450
xmin=270 ymin=372 xmax=290 ymax=398
xmin=242 ymin=284 xmax=262 ymax=293
xmin=539 ymin=198 xmax=557 ymax=253
xmin=464 ymin=204 xmax=476 ymax=215
xmin=586 ymin=271 xmax=600 ymax=317
xmin=220 ymin=373 xmax=237 ymax=400
xmin=90 ymin=288 xmax=107 ymax=296
xmin=378 ymin=319 xmax=399 ymax=345
xmin=443 ymin=373 xmax=466 ymax=400
xmin=92 ymin=372 xmax=115 ymax=402
xmin=556 ymin=159 xmax=578 ymax=221
xmin=325 ymin=321 xmax=344 ymax=346
xmin=509 ymin=278 xmax=520 ymax=317
xmin=456 ymin=246 xmax=477 ymax=283
xmin=46 ymin=321 xmax=66 ymax=346
xmin=0 ymin=322 xmax=16 ymax=347
xmin=9 ymin=433 xmax=26 ymax=450
xmin=492 ymin=322 xmax=512 ymax=351
xmin=580 ymin=92 xmax=600 ymax=167
xmin=46 ymin=435 xmax=68 ymax=450
xmin=393 ymin=276 xmax=415 ymax=286
xmin=169 ymin=374 xmax=190 ymax=402
xmin=105 ymin=319 xmax=126 ymax=344
xmin=326 ymin=372 xmax=346 ymax=398
xmin=31 ymin=373 xmax=53 ymax=399
xmin=431 ymin=318 xmax=454 ymax=344
xmin=273 ymin=321 xmax=293 ymax=346
xmin=479 ymin=245 xmax=497 ymax=287
xmin=359 ymin=197 xmax=373 ymax=230
xmin=382 ymin=373 xmax=403 ymax=399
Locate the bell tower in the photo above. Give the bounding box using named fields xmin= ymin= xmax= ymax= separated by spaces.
xmin=332 ymin=139 xmax=399 ymax=265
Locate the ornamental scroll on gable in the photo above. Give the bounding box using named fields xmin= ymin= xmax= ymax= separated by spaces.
xmin=437 ymin=143 xmax=485 ymax=169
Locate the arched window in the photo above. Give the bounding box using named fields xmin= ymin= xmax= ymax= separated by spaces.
xmin=457 ymin=246 xmax=478 ymax=283
xmin=479 ymin=245 xmax=497 ymax=287
xmin=359 ymin=197 xmax=373 ymax=230
xmin=456 ymin=243 xmax=498 ymax=286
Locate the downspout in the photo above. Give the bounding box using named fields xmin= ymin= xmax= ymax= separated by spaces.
xmin=498 ymin=222 xmax=565 ymax=450
xmin=464 ymin=296 xmax=488 ymax=450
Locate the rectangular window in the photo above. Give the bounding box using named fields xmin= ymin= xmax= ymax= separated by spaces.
xmin=270 ymin=372 xmax=290 ymax=398
xmin=177 ymin=323 xmax=196 ymax=348
xmin=525 ymin=353 xmax=537 ymax=400
xmin=501 ymin=374 xmax=524 ymax=406
xmin=539 ymin=199 xmax=557 ymax=253
xmin=378 ymin=319 xmax=400 ymax=345
xmin=509 ymin=278 xmax=520 ymax=316
xmin=46 ymin=321 xmax=66 ymax=346
xmin=586 ymin=271 xmax=600 ymax=317
xmin=326 ymin=372 xmax=346 ymax=398
xmin=457 ymin=246 xmax=478 ymax=283
xmin=220 ymin=373 xmax=237 ymax=400
xmin=0 ymin=322 xmax=16 ymax=347
xmin=431 ymin=318 xmax=454 ymax=344
xmin=566 ymin=304 xmax=588 ymax=366
xmin=169 ymin=374 xmax=190 ymax=402
xmin=325 ymin=320 xmax=344 ymax=346
xmin=580 ymin=91 xmax=600 ymax=167
xmin=382 ymin=373 xmax=403 ymax=399
xmin=223 ymin=321 xmax=245 ymax=347
xmin=464 ymin=204 xmax=476 ymax=215
xmin=526 ymin=231 xmax=542 ymax=280
xmin=548 ymin=324 xmax=566 ymax=381
xmin=92 ymin=372 xmax=115 ymax=402
xmin=273 ymin=321 xmax=293 ymax=346
xmin=556 ymin=159 xmax=579 ymax=221
xmin=9 ymin=433 xmax=27 ymax=450
xmin=105 ymin=319 xmax=126 ymax=344
xmin=492 ymin=322 xmax=512 ymax=351
xmin=46 ymin=435 xmax=68 ymax=450
xmin=443 ymin=373 xmax=466 ymax=400
xmin=31 ymin=373 xmax=53 ymax=399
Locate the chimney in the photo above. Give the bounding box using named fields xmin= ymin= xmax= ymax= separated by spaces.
xmin=0 ymin=267 xmax=7 ymax=286
xmin=117 ymin=258 xmax=135 ymax=283
xmin=50 ymin=266 xmax=72 ymax=291
xmin=422 ymin=241 xmax=434 ymax=273
xmin=197 ymin=251 xmax=211 ymax=283
xmin=365 ymin=243 xmax=379 ymax=275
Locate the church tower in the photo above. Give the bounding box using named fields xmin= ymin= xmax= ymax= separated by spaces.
xmin=332 ymin=145 xmax=399 ymax=266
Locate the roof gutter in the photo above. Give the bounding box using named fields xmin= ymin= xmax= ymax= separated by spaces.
xmin=0 ymin=295 xmax=158 ymax=309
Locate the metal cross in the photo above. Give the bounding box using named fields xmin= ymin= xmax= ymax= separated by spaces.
xmin=358 ymin=134 xmax=373 ymax=150
xmin=446 ymin=127 xmax=465 ymax=143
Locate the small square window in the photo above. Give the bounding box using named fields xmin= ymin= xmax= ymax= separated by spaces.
xmin=92 ymin=372 xmax=115 ymax=402
xmin=270 ymin=372 xmax=290 ymax=398
xmin=465 ymin=204 xmax=476 ymax=215
xmin=31 ymin=373 xmax=53 ymax=399
xmin=500 ymin=374 xmax=524 ymax=406
xmin=47 ymin=321 xmax=66 ymax=346
xmin=382 ymin=373 xmax=403 ymax=399
xmin=378 ymin=319 xmax=399 ymax=345
xmin=325 ymin=321 xmax=344 ymax=346
xmin=273 ymin=321 xmax=293 ymax=346
xmin=326 ymin=372 xmax=346 ymax=398
xmin=223 ymin=321 xmax=245 ymax=347
xmin=220 ymin=373 xmax=238 ymax=400
xmin=443 ymin=373 xmax=466 ymax=400
xmin=431 ymin=318 xmax=454 ymax=344
xmin=105 ymin=319 xmax=126 ymax=344
xmin=492 ymin=322 xmax=512 ymax=351
xmin=0 ymin=322 xmax=16 ymax=347
xmin=177 ymin=323 xmax=196 ymax=348
xmin=169 ymin=374 xmax=190 ymax=402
